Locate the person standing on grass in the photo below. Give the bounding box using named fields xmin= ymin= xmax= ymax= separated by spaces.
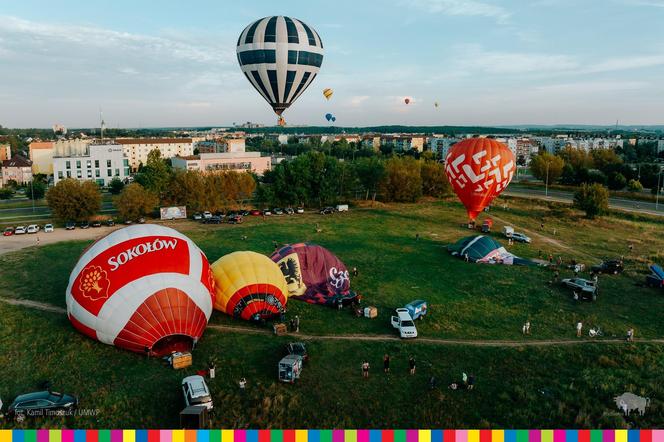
xmin=627 ymin=328 xmax=635 ymax=342
xmin=464 ymin=253 xmax=469 ymax=263
xmin=294 ymin=315 xmax=300 ymax=333
xmin=352 ymin=267 xmax=358 ymax=277
xmin=383 ymin=354 xmax=390 ymax=373
xmin=362 ymin=360 xmax=370 ymax=378
xmin=576 ymin=321 xmax=583 ymax=337
xmin=409 ymin=356 xmax=416 ymax=375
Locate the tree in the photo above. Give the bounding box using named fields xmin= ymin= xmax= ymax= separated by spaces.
xmin=354 ymin=157 xmax=385 ymax=200
xmin=559 ymin=147 xmax=594 ymax=170
xmin=530 ymin=152 xmax=565 ymax=185
xmin=380 ymin=156 xmax=422 ymax=202
xmin=133 ymin=149 xmax=173 ymax=198
xmin=46 ymin=179 xmax=102 ymax=222
xmin=421 ymin=160 xmax=451 ymax=197
xmin=626 ymin=179 xmax=643 ymax=192
xmin=573 ymin=183 xmax=609 ymax=219
xmin=607 ymin=172 xmax=627 ymax=190
xmin=115 ymin=183 xmax=158 ymax=221
xmin=165 ymin=170 xmax=207 ymax=212
xmin=25 ymin=180 xmax=46 ymax=200
xmin=0 ymin=188 xmax=14 ymax=200
xmin=591 ymin=148 xmax=622 ymax=174
xmin=108 ymin=177 xmax=125 ymax=195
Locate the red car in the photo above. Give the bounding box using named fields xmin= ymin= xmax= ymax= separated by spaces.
xmin=250 ymin=209 xmax=262 ymax=216
xmin=3 ymin=227 xmax=14 ymax=236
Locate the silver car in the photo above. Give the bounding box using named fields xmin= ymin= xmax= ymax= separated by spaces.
xmin=511 ymin=232 xmax=531 ymax=243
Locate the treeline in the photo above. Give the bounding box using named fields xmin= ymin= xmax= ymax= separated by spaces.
xmin=243 ymin=125 xmax=516 ymax=136
xmin=530 ymin=146 xmax=662 ymax=193
xmin=256 ymin=151 xmax=451 ymax=207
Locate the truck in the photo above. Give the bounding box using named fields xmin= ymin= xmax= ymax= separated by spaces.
xmin=481 ymin=218 xmax=493 ymax=233
xmin=404 ymin=300 xmax=428 ymax=320
xmin=502 ymin=226 xmax=514 ymax=238
xmin=336 ymin=204 xmax=349 ymax=212
xmin=390 ymin=308 xmax=418 ymax=338
xmin=278 ymin=354 xmax=304 ymax=383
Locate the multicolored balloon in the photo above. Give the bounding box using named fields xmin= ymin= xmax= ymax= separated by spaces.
xmin=236 ymin=16 xmax=324 ymax=121
xmin=323 ymin=88 xmax=333 ymax=100
xmin=270 ymin=243 xmax=354 ymax=306
xmin=211 ymin=251 xmax=288 ymax=321
xmin=66 ymin=225 xmax=215 ymax=356
xmin=444 ymin=138 xmax=516 ymax=221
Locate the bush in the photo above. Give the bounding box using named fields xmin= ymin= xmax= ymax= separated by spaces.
xmin=627 ymin=179 xmax=643 ymax=193
xmin=108 ymin=177 xmax=125 ymax=195
xmin=607 ymin=172 xmax=626 ymax=190
xmin=0 ymin=187 xmax=14 ymax=199
xmin=573 ymin=183 xmax=609 ymax=219
xmin=421 ymin=160 xmax=451 ymax=197
xmin=46 ymin=179 xmax=102 ymax=222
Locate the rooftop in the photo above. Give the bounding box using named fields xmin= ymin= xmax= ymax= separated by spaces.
xmin=2 ymin=155 xmax=32 ymax=168
xmin=115 ymin=138 xmax=193 ymax=145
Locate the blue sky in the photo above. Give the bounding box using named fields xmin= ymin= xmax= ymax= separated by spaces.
xmin=1 ymin=0 xmax=663 ymax=127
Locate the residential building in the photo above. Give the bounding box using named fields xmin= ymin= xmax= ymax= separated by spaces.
xmin=360 ymin=135 xmax=381 ymax=151
xmin=172 ymin=152 xmax=271 ymax=175
xmin=658 ymin=140 xmax=664 ymax=154
xmin=29 ymin=141 xmax=55 ymax=175
xmin=2 ymin=155 xmax=33 ymax=186
xmin=429 ymin=137 xmax=459 ymax=158
xmin=381 ymin=135 xmax=425 ymax=152
xmin=53 ymin=143 xmax=130 ymax=186
xmin=0 ymin=144 xmax=10 ymax=161
xmin=115 ymin=138 xmax=193 ymax=171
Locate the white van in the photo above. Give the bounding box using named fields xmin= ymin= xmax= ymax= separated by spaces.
xmin=182 ymin=375 xmax=213 ymax=410
xmin=336 ymin=204 xmax=349 ymax=212
xmin=502 ymin=226 xmax=514 ymax=238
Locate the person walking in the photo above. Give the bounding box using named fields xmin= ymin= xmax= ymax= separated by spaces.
xmin=467 ymin=374 xmax=475 ymax=390
xmin=464 ymin=253 xmax=469 ymax=263
xmin=362 ymin=360 xmax=370 ymax=378
xmin=408 ymin=356 xmax=416 ymax=375
xmin=239 ymin=377 xmax=247 ymax=391
xmin=576 ymin=321 xmax=583 ymax=337
xmin=626 ymin=328 xmax=635 ymax=342
xmin=522 ymin=321 xmax=531 ymax=335
xmin=352 ymin=267 xmax=358 ymax=277
xmin=383 ymin=354 xmax=390 ymax=373
xmin=294 ymin=315 xmax=300 ymax=333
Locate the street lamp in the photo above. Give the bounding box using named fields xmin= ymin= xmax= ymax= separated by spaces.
xmin=656 ymin=167 xmax=663 ymax=211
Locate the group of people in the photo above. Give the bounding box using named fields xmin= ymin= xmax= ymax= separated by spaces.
xmin=361 ymin=354 xmax=416 ymax=378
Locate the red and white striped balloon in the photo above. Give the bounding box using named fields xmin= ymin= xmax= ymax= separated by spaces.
xmin=66 ymin=225 xmax=215 ymax=356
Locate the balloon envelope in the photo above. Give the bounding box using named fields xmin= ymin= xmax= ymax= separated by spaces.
xmin=444 ymin=138 xmax=516 ymax=221
xmin=66 ymin=225 xmax=215 ymax=356
xmin=237 ymin=16 xmax=324 ymax=117
xmin=331 ymin=116 xmax=336 ymax=122
xmin=323 ymin=88 xmax=333 ymax=100
xmin=211 ymin=251 xmax=288 ymax=321
xmin=404 ymin=98 xmax=411 ymax=104
xmin=270 ymin=243 xmax=353 ymax=306
xmin=325 ymin=113 xmax=333 ymax=121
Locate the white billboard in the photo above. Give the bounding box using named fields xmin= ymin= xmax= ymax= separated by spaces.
xmin=160 ymin=206 xmax=187 ymax=220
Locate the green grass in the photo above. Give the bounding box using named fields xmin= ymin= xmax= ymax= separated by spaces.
xmin=1 ymin=198 xmax=664 ymax=428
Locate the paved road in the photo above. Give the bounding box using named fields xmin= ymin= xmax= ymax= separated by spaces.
xmin=506 ymin=186 xmax=664 ymax=217
xmin=0 ymin=201 xmax=115 ymax=223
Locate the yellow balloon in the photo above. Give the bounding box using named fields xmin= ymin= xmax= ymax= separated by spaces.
xmin=211 ymin=251 xmax=288 ymax=321
xmin=323 ymin=88 xmax=333 ymax=100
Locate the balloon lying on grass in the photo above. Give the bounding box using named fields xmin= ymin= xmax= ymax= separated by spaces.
xmin=211 ymin=251 xmax=288 ymax=321
xmin=66 ymin=225 xmax=215 ymax=356
xmin=444 ymin=138 xmax=516 ymax=221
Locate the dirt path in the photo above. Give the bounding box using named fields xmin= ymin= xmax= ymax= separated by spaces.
xmin=0 ymin=296 xmax=66 ymax=313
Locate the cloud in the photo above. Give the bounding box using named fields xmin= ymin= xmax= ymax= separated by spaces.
xmin=534 ymin=80 xmax=648 ymax=94
xmin=583 ymin=54 xmax=664 ymax=73
xmin=454 ymin=45 xmax=578 ymax=74
xmin=403 ymin=0 xmax=511 ymax=23
xmin=349 ymin=95 xmax=370 ymax=107
xmin=620 ymin=0 xmax=664 ymax=7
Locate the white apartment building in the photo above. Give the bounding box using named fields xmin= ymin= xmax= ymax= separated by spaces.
xmin=53 ymin=143 xmax=130 ymax=186
xmin=115 ymin=138 xmax=193 ymax=172
xmin=429 ymin=137 xmax=459 ymax=158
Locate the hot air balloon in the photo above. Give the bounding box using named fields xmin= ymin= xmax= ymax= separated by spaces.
xmin=323 ymin=88 xmax=333 ymax=100
xmin=237 ymin=16 xmax=324 ymax=124
xmin=434 ymin=102 xmax=439 ymax=108
xmin=404 ymin=97 xmax=411 ymax=105
xmin=331 ymin=116 xmax=336 ymax=122
xmin=270 ymin=243 xmax=355 ymax=306
xmin=211 ymin=251 xmax=288 ymax=321
xmin=444 ymin=138 xmax=516 ymax=221
xmin=325 ymin=113 xmax=333 ymax=122
xmin=66 ymin=225 xmax=215 ymax=356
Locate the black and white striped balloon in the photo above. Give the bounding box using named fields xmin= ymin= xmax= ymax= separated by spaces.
xmin=237 ymin=16 xmax=324 ymax=118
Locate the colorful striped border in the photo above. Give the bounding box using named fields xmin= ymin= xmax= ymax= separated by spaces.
xmin=0 ymin=431 xmax=661 ymax=442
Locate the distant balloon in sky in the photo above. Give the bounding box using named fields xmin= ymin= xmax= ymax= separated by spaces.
xmin=404 ymin=97 xmax=411 ymax=105
xmin=331 ymin=116 xmax=336 ymax=122
xmin=445 ymin=138 xmax=516 ymax=221
xmin=237 ymin=16 xmax=324 ymax=123
xmin=325 ymin=113 xmax=333 ymax=122
xmin=435 ymin=101 xmax=439 ymax=108
xmin=323 ymin=88 xmax=333 ymax=100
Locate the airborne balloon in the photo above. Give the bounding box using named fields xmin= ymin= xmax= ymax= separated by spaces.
xmin=66 ymin=225 xmax=215 ymax=356
xmin=211 ymin=251 xmax=288 ymax=321
xmin=444 ymin=138 xmax=516 ymax=221
xmin=323 ymin=88 xmax=333 ymax=100
xmin=237 ymin=16 xmax=324 ymax=123
xmin=404 ymin=97 xmax=411 ymax=104
xmin=325 ymin=113 xmax=333 ymax=122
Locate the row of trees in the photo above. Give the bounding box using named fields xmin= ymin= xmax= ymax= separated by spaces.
xmin=530 ymin=147 xmax=662 ymax=193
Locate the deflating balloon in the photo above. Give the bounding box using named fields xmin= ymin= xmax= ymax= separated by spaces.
xmin=270 ymin=243 xmax=353 ymax=306
xmin=66 ymin=225 xmax=215 ymax=356
xmin=325 ymin=113 xmax=333 ymax=122
xmin=211 ymin=251 xmax=288 ymax=321
xmin=323 ymin=88 xmax=333 ymax=100
xmin=444 ymin=138 xmax=516 ymax=221
xmin=237 ymin=16 xmax=324 ymax=119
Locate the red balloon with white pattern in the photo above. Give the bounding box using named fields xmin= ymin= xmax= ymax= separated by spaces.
xmin=445 ymin=138 xmax=516 ymax=221
xmin=66 ymin=225 xmax=215 ymax=356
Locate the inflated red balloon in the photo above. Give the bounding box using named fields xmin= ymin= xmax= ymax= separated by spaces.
xmin=445 ymin=138 xmax=516 ymax=221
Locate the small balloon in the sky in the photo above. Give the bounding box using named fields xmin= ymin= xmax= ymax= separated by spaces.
xmin=331 ymin=116 xmax=336 ymax=122
xmin=325 ymin=113 xmax=333 ymax=122
xmin=434 ymin=101 xmax=439 ymax=108
xmin=404 ymin=97 xmax=411 ymax=105
xmin=323 ymin=88 xmax=333 ymax=100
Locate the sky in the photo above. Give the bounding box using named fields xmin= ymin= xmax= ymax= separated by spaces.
xmin=1 ymin=0 xmax=663 ymax=128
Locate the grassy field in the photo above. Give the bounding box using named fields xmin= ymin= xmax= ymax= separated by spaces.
xmin=1 ymin=197 xmax=664 ymax=428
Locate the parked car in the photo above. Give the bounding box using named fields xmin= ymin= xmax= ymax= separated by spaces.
xmin=562 ymin=278 xmax=598 ymax=301
xmin=137 ymin=217 xmax=146 ymax=224
xmin=205 ymin=215 xmax=222 ymax=224
xmin=80 ymin=221 xmax=90 ymax=229
xmin=202 ymin=211 xmax=212 ymax=219
xmin=502 ymin=226 xmax=514 ymax=237
xmin=263 ymin=209 xmax=272 ymax=216
xmin=181 ymin=375 xmax=213 ymax=410
xmin=27 ymin=224 xmax=40 ymax=234
xmin=3 ymin=227 xmax=14 ymax=236
xmin=390 ymin=308 xmax=418 ymax=338
xmin=240 ymin=210 xmax=250 ymax=216
xmin=65 ymin=222 xmax=76 ymax=230
xmin=7 ymin=391 xmax=78 ymax=421
xmin=91 ymin=220 xmax=102 ymax=228
xmin=481 ymin=218 xmax=493 ymax=233
xmin=591 ymin=259 xmax=624 ymax=275
xmin=123 ymin=219 xmax=133 ymax=225
xmin=192 ymin=213 xmax=203 ymax=221
xmin=511 ymin=232 xmax=531 ymax=243
xmin=296 ymin=207 xmax=304 ymax=214
xmin=273 ymin=207 xmax=284 ymax=215
xmin=284 ymin=207 xmax=295 ymax=215
xmin=14 ymin=226 xmax=27 ymax=235
xmin=285 ymin=342 xmax=308 ymax=362
xmin=250 ymin=209 xmax=262 ymax=216
xmin=43 ymin=224 xmax=54 ymax=233
xmin=227 ymin=214 xmax=243 ymax=224
xmin=319 ymin=207 xmax=335 ymax=215
xmin=106 ymin=219 xmax=115 ymax=227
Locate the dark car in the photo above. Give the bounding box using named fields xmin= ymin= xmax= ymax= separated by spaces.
xmin=106 ymin=219 xmax=116 ymax=227
xmin=8 ymin=391 xmax=78 ymax=421
xmin=591 ymin=259 xmax=624 ymax=275
xmin=65 ymin=222 xmax=76 ymax=230
xmin=273 ymin=208 xmax=284 ymax=215
xmin=206 ymin=215 xmax=222 ymax=224
xmin=285 ymin=207 xmax=295 ymax=215
xmin=285 ymin=342 xmax=308 ymax=362
xmin=227 ymin=214 xmax=243 ymax=224
xmin=79 ymin=221 xmax=90 ymax=229
xmin=91 ymin=220 xmax=102 ymax=228
xmin=319 ymin=207 xmax=335 ymax=215
xmin=240 ymin=210 xmax=250 ymax=216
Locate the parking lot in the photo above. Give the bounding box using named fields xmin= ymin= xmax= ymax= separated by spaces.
xmin=0 ymin=225 xmax=120 ymax=256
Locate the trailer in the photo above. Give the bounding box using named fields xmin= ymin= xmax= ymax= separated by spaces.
xmin=404 ymin=300 xmax=428 ymax=320
xmin=278 ymin=354 xmax=304 ymax=383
